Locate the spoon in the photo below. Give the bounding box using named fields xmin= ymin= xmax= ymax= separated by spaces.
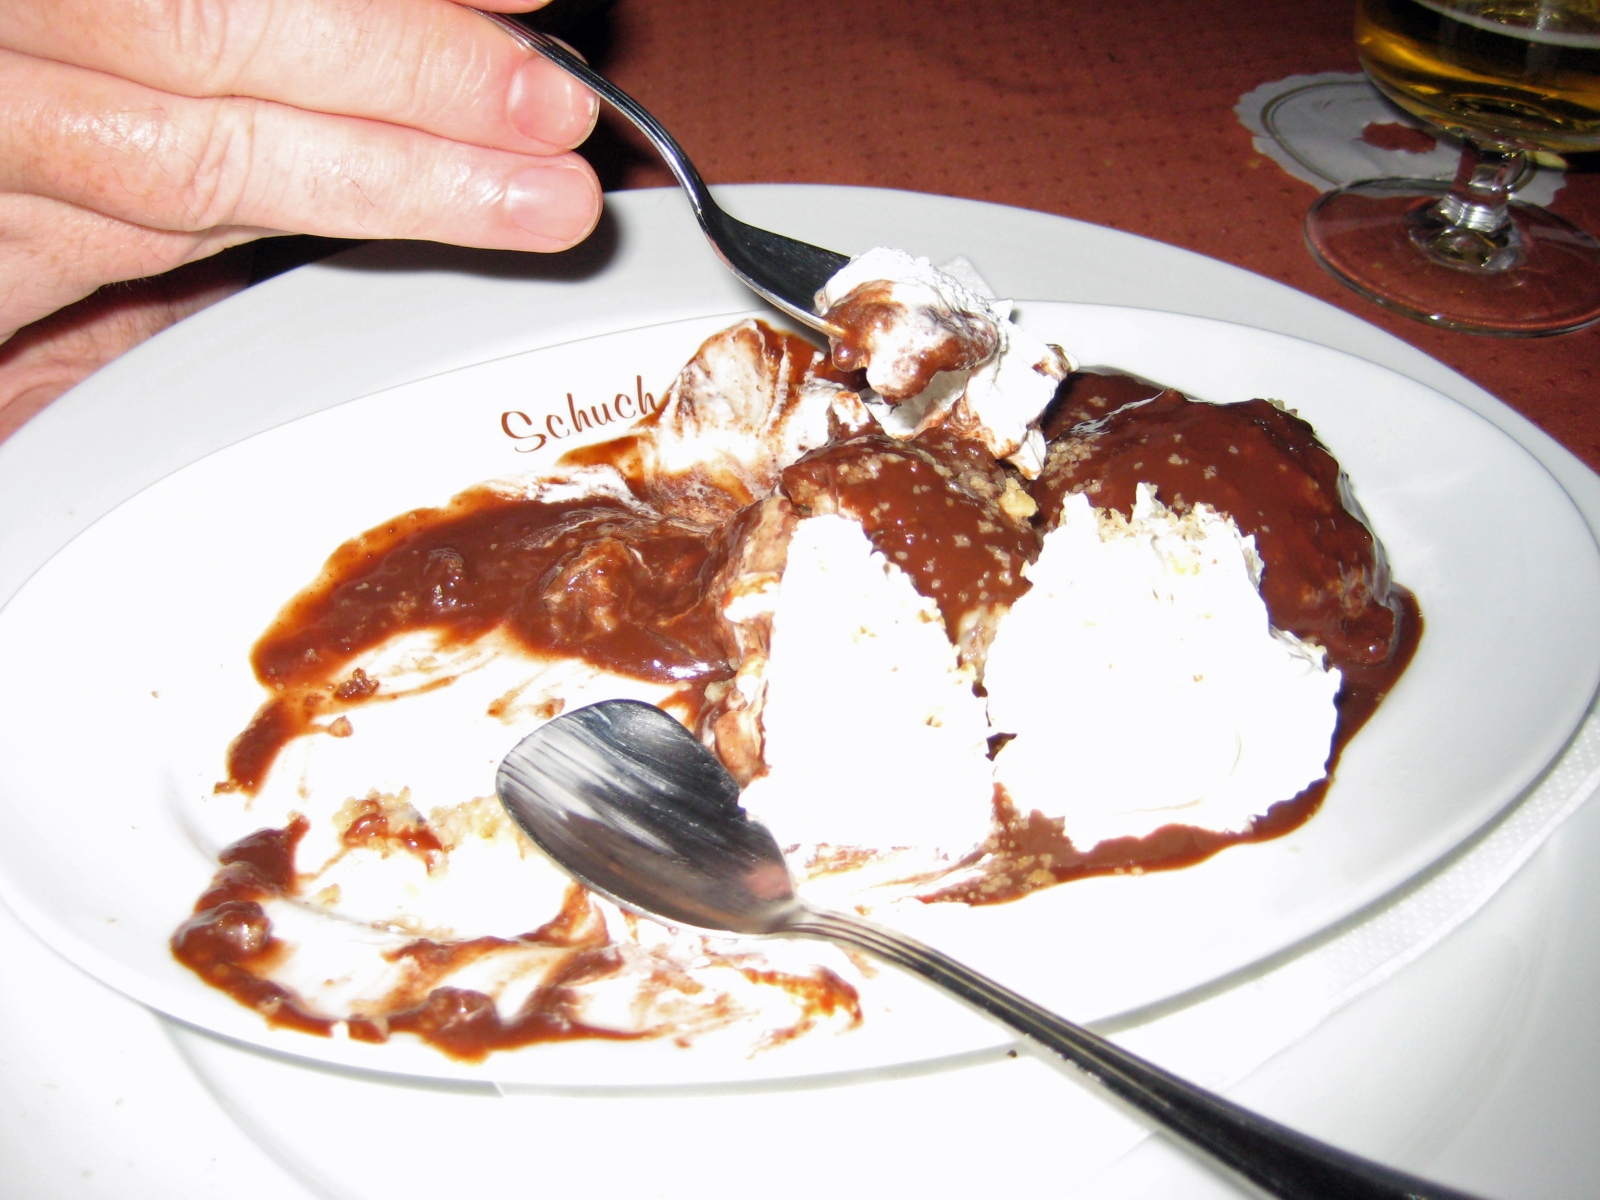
xmin=479 ymin=11 xmax=849 ymax=336
xmin=497 ymin=699 xmax=1481 ymax=1200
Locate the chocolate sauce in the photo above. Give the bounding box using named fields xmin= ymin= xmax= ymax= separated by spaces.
xmin=1040 ymin=370 xmax=1168 ymax=431
xmin=172 ymin=826 xmax=636 ymax=1058
xmin=224 ymin=490 xmax=743 ymax=793
xmin=738 ymin=966 xmax=863 ymax=1048
xmin=175 ymin=816 xmax=862 ymax=1060
xmin=171 ymin=817 xmax=337 ymax=1036
xmin=821 ymin=282 xmax=997 ymax=399
xmin=383 ymin=949 xmax=641 ymax=1062
xmin=224 ymin=324 xmax=851 ymax=795
xmin=931 ymin=372 xmax=1423 ymax=904
xmin=340 ymin=796 xmax=444 ymax=864
xmin=781 ymin=426 xmax=1037 ymax=657
xmin=342 ymin=886 xmax=642 ymax=1060
xmin=1035 ymin=375 xmax=1401 ymax=668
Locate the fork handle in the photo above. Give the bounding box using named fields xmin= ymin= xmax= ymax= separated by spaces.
xmin=475 ymin=14 xmax=714 ymax=213
xmin=475 ymin=12 xmax=848 ymax=332
xmin=788 ymin=906 xmax=1483 ymax=1200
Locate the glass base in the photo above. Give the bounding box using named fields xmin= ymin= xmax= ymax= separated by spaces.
xmin=1305 ymin=179 xmax=1600 ymax=337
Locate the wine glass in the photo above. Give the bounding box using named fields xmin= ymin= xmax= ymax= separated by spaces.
xmin=1304 ymin=0 xmax=1600 ymax=336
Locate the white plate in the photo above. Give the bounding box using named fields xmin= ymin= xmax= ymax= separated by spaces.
xmin=0 ymin=288 xmax=1595 ymax=1087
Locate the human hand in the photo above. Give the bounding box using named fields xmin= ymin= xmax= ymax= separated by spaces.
xmin=0 ymin=0 xmax=602 ymax=346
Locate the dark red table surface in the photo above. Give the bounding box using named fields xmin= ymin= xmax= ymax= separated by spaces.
xmin=542 ymin=0 xmax=1600 ymax=470
xmin=21 ymin=0 xmax=1590 ymax=470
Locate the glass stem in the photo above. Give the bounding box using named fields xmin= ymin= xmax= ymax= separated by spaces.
xmin=1408 ymin=142 xmax=1531 ymax=272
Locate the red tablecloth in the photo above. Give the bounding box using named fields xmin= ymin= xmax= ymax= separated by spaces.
xmin=547 ymin=0 xmax=1600 ymax=469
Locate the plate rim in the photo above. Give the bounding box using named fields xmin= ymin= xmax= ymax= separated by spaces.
xmin=1 ymin=294 xmax=1596 ymax=1086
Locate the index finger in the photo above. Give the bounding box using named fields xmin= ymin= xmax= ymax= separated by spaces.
xmin=0 ymin=0 xmax=598 ymax=156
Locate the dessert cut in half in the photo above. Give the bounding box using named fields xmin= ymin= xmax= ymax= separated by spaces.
xmin=173 ymin=254 xmax=1418 ymax=1060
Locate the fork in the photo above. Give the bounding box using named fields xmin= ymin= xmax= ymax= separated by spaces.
xmin=480 ymin=12 xmax=850 ymax=336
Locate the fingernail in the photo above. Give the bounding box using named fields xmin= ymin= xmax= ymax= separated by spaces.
xmin=507 ymin=56 xmax=599 ymax=148
xmin=505 ymin=163 xmax=600 ymax=247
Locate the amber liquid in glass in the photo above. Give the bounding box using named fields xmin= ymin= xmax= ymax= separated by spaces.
xmin=1357 ymin=0 xmax=1600 ymax=151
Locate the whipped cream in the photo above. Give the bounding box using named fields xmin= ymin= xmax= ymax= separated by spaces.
xmin=529 ymin=320 xmax=870 ymax=524
xmin=985 ymin=487 xmax=1342 ymax=848
xmin=815 ymin=247 xmax=1074 ymax=478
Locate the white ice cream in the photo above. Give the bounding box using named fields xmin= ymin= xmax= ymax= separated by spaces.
xmin=985 ymin=487 xmax=1342 ymax=848
xmin=815 ymin=247 xmax=1074 ymax=478
xmin=739 ymin=514 xmax=994 ymax=873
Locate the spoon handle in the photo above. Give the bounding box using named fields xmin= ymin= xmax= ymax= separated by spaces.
xmin=788 ymin=906 xmax=1481 ymax=1200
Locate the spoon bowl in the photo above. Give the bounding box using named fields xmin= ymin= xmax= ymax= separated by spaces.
xmin=497 ymin=699 xmax=795 ymax=934
xmin=498 ymin=699 xmax=1480 ymax=1200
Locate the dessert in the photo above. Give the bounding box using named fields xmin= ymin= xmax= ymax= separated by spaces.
xmin=173 ymin=256 xmax=1418 ymax=1061
xmin=816 ymin=248 xmax=1072 ymax=477
xmin=985 ymin=485 xmax=1343 ymax=851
